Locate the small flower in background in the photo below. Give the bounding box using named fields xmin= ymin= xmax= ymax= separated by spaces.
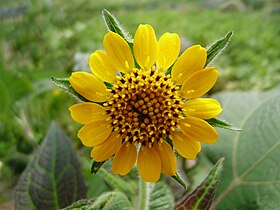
xmin=69 ymin=24 xmax=222 ymax=182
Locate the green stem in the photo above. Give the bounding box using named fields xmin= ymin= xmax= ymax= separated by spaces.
xmin=138 ymin=178 xmax=151 ymax=210
xmin=98 ymin=167 xmax=136 ymax=195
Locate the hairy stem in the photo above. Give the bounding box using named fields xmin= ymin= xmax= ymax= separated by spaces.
xmin=138 ymin=178 xmax=151 ymax=210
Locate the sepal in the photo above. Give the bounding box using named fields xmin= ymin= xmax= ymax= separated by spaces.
xmin=51 ymin=77 xmax=88 ymax=102
xmin=205 ymin=31 xmax=233 ymax=66
xmin=206 ymin=118 xmax=241 ymax=131
xmin=102 ymin=9 xmax=133 ymax=45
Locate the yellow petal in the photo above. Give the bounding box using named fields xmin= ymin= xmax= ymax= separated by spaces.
xmin=89 ymin=50 xmax=117 ymax=84
xmin=157 ymin=32 xmax=180 ymax=71
xmin=77 ymin=120 xmax=112 ymax=147
xmin=103 ymin=32 xmax=134 ymax=74
xmin=171 ymin=45 xmax=207 ymax=85
xmin=112 ymin=142 xmax=137 ymax=176
xmin=137 ymin=145 xmax=161 ymax=182
xmin=154 ymin=141 xmax=176 ymax=176
xmin=179 ymin=117 xmax=219 ymax=144
xmin=181 ymin=67 xmax=218 ymax=99
xmin=134 ymin=24 xmax=158 ymax=69
xmin=91 ymin=132 xmax=122 ymax=162
xmin=69 ymin=102 xmax=107 ymax=124
xmin=183 ymin=98 xmax=223 ymax=119
xmin=69 ymin=72 xmax=109 ymax=102
xmin=171 ymin=131 xmax=201 ymax=159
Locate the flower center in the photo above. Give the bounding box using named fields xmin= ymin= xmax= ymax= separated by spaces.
xmin=104 ymin=68 xmax=183 ymax=147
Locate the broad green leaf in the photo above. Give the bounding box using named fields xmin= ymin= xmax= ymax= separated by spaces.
xmin=206 ymin=118 xmax=241 ymax=131
xmin=149 ymin=181 xmax=175 ymax=210
xmin=14 ymin=122 xmax=87 ymax=210
xmin=205 ymin=31 xmax=233 ymax=66
xmin=205 ymin=88 xmax=280 ymax=183
xmin=204 ymin=87 xmax=280 ymax=209
xmin=51 ymin=77 xmax=87 ymax=102
xmin=175 ymin=158 xmax=224 ymax=210
xmin=212 ymin=86 xmax=280 ymax=125
xmin=61 ymin=199 xmax=94 ymax=210
xmin=102 ymin=9 xmax=133 ymax=45
xmin=64 ymin=192 xmax=133 ymax=210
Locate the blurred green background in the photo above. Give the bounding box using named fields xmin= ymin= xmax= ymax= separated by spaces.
xmin=1 ymin=0 xmax=280 ymax=207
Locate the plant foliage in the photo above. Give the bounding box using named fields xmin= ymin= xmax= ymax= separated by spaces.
xmin=14 ymin=122 xmax=87 ymax=210
xmin=205 ymin=87 xmax=280 ymax=209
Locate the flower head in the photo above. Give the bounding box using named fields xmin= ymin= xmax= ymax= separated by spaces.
xmin=69 ymin=24 xmax=222 ymax=182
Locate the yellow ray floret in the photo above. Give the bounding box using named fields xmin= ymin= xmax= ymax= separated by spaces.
xmin=89 ymin=50 xmax=117 ymax=84
xmin=183 ymin=98 xmax=222 ymax=119
xmin=91 ymin=132 xmax=122 ymax=162
xmin=171 ymin=131 xmax=201 ymax=159
xmin=157 ymin=32 xmax=180 ymax=71
xmin=112 ymin=142 xmax=137 ymax=176
xmin=70 ymin=72 xmax=109 ymax=102
xmin=154 ymin=140 xmax=176 ymax=176
xmin=134 ymin=24 xmax=158 ymax=69
xmin=103 ymin=32 xmax=134 ymax=74
xmin=78 ymin=120 xmax=112 ymax=147
xmin=181 ymin=67 xmax=218 ymax=99
xmin=137 ymin=145 xmax=161 ymax=182
xmin=171 ymin=45 xmax=207 ymax=85
xmin=179 ymin=117 xmax=219 ymax=144
xmin=69 ymin=102 xmax=107 ymax=124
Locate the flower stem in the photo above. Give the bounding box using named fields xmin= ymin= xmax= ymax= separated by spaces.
xmin=138 ymin=178 xmax=151 ymax=210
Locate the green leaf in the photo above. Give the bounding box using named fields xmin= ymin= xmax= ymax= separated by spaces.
xmin=102 ymin=9 xmax=133 ymax=45
xmin=206 ymin=118 xmax=241 ymax=131
xmin=149 ymin=181 xmax=175 ymax=210
xmin=175 ymin=158 xmax=224 ymax=210
xmin=61 ymin=199 xmax=94 ymax=210
xmin=204 ymin=87 xmax=280 ymax=209
xmin=205 ymin=31 xmax=233 ymax=67
xmin=64 ymin=192 xmax=133 ymax=210
xmin=14 ymin=122 xmax=87 ymax=210
xmin=51 ymin=77 xmax=87 ymax=102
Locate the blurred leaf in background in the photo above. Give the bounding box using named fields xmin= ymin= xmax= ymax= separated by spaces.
xmin=204 ymin=86 xmax=280 ymax=209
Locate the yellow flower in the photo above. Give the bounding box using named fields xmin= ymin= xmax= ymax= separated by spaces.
xmin=69 ymin=24 xmax=222 ymax=182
